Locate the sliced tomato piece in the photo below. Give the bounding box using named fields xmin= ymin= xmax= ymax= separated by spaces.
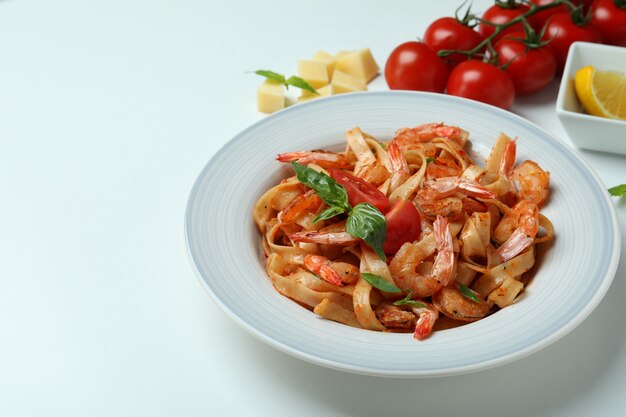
xmin=383 ymin=199 xmax=422 ymax=254
xmin=330 ymin=169 xmax=390 ymax=213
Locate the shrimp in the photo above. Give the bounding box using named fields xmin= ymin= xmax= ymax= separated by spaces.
xmin=511 ymin=160 xmax=550 ymax=207
xmin=289 ymin=231 xmax=360 ymax=246
xmin=387 ymin=141 xmax=410 ymax=192
xmin=375 ymin=303 xmax=416 ymax=330
xmin=494 ymin=200 xmax=539 ymax=263
xmin=276 ymin=150 xmax=351 ymax=169
xmin=303 ymin=254 xmax=360 ymax=286
xmin=499 ymin=139 xmax=517 ymax=179
xmin=389 ymin=216 xmax=454 ymax=298
xmin=414 ymin=177 xmax=496 ymax=218
xmin=432 ymin=285 xmax=491 ymax=322
xmin=277 ymin=189 xmax=323 ymax=225
xmin=392 ymin=123 xmax=469 ymax=149
xmin=375 ymin=302 xmax=439 ymax=340
xmin=426 ymin=155 xmax=463 ymax=180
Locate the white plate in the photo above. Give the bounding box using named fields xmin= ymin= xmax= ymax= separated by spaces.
xmin=185 ymin=91 xmax=620 ymax=377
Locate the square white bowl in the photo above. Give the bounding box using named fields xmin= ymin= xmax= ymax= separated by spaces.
xmin=556 ymin=42 xmax=626 ymax=155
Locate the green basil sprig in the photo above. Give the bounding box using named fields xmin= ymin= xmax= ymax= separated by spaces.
xmin=608 ymin=184 xmax=626 ymax=197
xmin=393 ymin=290 xmax=426 ymax=308
xmin=361 ymin=273 xmax=401 ymax=293
xmin=347 ymin=203 xmax=387 ymax=261
xmin=459 ymin=284 xmax=481 ymax=303
xmin=291 ymin=162 xmax=350 ymax=212
xmin=253 ymin=70 xmax=319 ymax=95
xmin=291 ymin=162 xmax=387 ymax=259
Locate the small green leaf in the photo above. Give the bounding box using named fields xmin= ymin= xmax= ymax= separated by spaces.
xmin=346 ymin=203 xmax=387 ymax=260
xmin=285 ymin=76 xmax=319 ymax=95
xmin=313 ymin=206 xmax=345 ymax=223
xmin=291 ymin=162 xmax=351 ymax=212
xmin=459 ymin=284 xmax=481 ymax=303
xmin=425 ymin=157 xmax=435 ymax=163
xmin=393 ymin=291 xmax=426 ymax=308
xmin=608 ymin=184 xmax=626 ymax=197
xmin=361 ymin=273 xmax=402 ymax=293
xmin=254 ymin=70 xmax=286 ymax=84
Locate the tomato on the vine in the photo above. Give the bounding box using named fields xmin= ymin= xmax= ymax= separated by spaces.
xmin=382 ymin=199 xmax=421 ymax=255
xmin=329 ymin=169 xmax=390 ymax=213
xmin=542 ymin=11 xmax=602 ymax=71
xmin=495 ymin=31 xmax=557 ymax=95
xmin=385 ymin=42 xmax=449 ymax=92
xmin=446 ymin=60 xmax=515 ymax=109
xmin=423 ymin=17 xmax=485 ymax=67
xmin=591 ymin=0 xmax=626 ymax=47
xmin=529 ymin=0 xmax=569 ymax=31
xmin=478 ymin=1 xmax=534 ymax=44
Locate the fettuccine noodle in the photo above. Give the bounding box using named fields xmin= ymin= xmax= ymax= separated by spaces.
xmin=254 ymin=123 xmax=554 ymax=340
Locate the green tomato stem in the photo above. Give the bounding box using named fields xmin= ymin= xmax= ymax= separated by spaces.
xmin=438 ymin=0 xmax=566 ymax=58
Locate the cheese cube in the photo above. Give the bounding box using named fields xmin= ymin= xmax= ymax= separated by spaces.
xmin=335 ymin=48 xmax=379 ymax=84
xmin=297 ymin=60 xmax=329 ymax=89
xmin=335 ymin=50 xmax=353 ymax=57
xmin=331 ymin=70 xmax=367 ymax=94
xmin=312 ymin=50 xmax=337 ymax=79
xmin=257 ymin=80 xmax=285 ymax=113
xmin=299 ymin=84 xmax=334 ymax=102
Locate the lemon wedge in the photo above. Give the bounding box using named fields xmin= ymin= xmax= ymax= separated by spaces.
xmin=574 ymin=65 xmax=626 ymax=121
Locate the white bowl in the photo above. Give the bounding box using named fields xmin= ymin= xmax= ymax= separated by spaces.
xmin=556 ymin=42 xmax=626 ymax=155
xmin=186 ymin=91 xmax=620 ymax=377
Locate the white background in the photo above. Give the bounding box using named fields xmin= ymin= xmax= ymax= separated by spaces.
xmin=1 ymin=0 xmax=625 ymax=416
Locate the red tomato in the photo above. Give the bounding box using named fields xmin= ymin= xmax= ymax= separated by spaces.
xmin=542 ymin=12 xmax=602 ymax=71
xmin=529 ymin=0 xmax=569 ymax=30
xmin=383 ymin=199 xmax=421 ymax=254
xmin=495 ymin=32 xmax=557 ymax=95
xmin=423 ymin=17 xmax=485 ymax=66
xmin=591 ymin=0 xmax=626 ymax=47
xmin=385 ymin=42 xmax=449 ymax=92
xmin=478 ymin=2 xmax=534 ymax=44
xmin=446 ymin=60 xmax=515 ymax=109
xmin=329 ymin=169 xmax=390 ymax=213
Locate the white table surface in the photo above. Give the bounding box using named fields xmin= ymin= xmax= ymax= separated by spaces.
xmin=1 ymin=0 xmax=625 ymax=416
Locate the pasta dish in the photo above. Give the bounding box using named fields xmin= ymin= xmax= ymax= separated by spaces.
xmin=253 ymin=123 xmax=553 ymax=340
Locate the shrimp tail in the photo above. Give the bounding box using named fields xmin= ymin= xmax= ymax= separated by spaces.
xmin=412 ymin=305 xmax=439 ymax=340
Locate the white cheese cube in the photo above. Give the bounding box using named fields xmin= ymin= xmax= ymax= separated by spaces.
xmin=297 ymin=60 xmax=329 ymax=89
xmin=299 ymin=84 xmax=334 ymax=102
xmin=335 ymin=48 xmax=379 ymax=84
xmin=257 ymin=80 xmax=285 ymax=113
xmin=331 ymin=70 xmax=367 ymax=94
xmin=312 ymin=50 xmax=337 ymax=79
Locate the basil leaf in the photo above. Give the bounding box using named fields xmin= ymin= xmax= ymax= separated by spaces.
xmin=459 ymin=284 xmax=481 ymax=303
xmin=393 ymin=291 xmax=426 ymax=308
xmin=608 ymin=184 xmax=626 ymax=197
xmin=313 ymin=206 xmax=345 ymax=223
xmin=285 ymin=75 xmax=319 ymax=95
xmin=347 ymin=203 xmax=387 ymax=260
xmin=361 ymin=273 xmax=401 ymax=293
xmin=425 ymin=157 xmax=435 ymax=163
xmin=291 ymin=162 xmax=351 ymax=211
xmin=254 ymin=70 xmax=286 ymax=84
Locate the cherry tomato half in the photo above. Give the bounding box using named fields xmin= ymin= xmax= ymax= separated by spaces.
xmin=591 ymin=0 xmax=626 ymax=47
xmin=495 ymin=31 xmax=557 ymax=95
xmin=385 ymin=41 xmax=449 ymax=92
xmin=423 ymin=17 xmax=485 ymax=67
xmin=329 ymin=169 xmax=390 ymax=213
xmin=542 ymin=12 xmax=602 ymax=71
xmin=446 ymin=60 xmax=516 ymax=109
xmin=478 ymin=2 xmax=534 ymax=44
xmin=383 ymin=199 xmax=422 ymax=254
